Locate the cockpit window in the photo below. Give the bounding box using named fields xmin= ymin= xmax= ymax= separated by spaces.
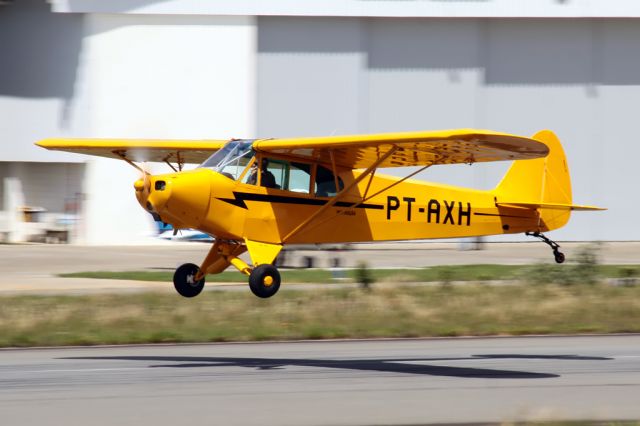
xmin=198 ymin=139 xmax=255 ymax=180
xmin=315 ymin=165 xmax=344 ymax=197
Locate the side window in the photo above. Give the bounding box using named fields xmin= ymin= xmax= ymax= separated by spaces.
xmin=244 ymin=158 xmax=281 ymax=189
xmin=266 ymin=160 xmax=286 ymax=189
xmin=287 ymin=162 xmax=311 ymax=194
xmin=265 ymin=160 xmax=312 ymax=193
xmin=246 ymin=158 xmax=313 ymax=193
xmin=246 ymin=158 xmax=333 ymax=196
xmin=315 ymin=165 xmax=344 ymax=197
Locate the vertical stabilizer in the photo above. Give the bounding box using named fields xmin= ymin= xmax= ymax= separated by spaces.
xmin=494 ymin=130 xmax=572 ymax=231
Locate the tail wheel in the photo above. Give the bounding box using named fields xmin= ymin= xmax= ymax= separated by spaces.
xmin=173 ymin=263 xmax=205 ymax=298
xmin=249 ymin=264 xmax=281 ymax=298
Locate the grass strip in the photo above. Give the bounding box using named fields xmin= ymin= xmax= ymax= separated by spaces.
xmin=60 ymin=264 xmax=640 ymax=284
xmin=2 ymin=283 xmax=640 ymax=347
xmin=502 ymin=422 xmax=640 ymax=426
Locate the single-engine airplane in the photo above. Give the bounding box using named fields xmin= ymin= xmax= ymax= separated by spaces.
xmin=37 ymin=129 xmax=604 ymax=298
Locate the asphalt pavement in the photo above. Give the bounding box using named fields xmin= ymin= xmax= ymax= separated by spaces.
xmin=1 ymin=335 xmax=640 ymax=425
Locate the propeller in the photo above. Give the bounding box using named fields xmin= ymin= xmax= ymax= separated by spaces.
xmin=133 ymin=161 xmax=152 ymax=211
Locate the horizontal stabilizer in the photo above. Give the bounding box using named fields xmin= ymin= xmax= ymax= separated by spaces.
xmin=496 ymin=202 xmax=606 ymax=211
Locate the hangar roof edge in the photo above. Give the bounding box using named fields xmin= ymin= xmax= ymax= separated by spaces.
xmin=50 ymin=0 xmax=640 ymax=19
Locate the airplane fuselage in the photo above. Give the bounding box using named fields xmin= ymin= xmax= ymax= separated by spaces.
xmin=143 ymin=168 xmax=551 ymax=245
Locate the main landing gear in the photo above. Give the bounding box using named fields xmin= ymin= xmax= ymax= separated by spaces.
xmin=172 ymin=240 xmax=283 ymax=299
xmin=526 ymin=231 xmax=565 ymax=264
xmin=173 ymin=261 xmax=282 ymax=299
xmin=248 ymin=264 xmax=281 ymax=298
xmin=173 ymin=263 xmax=206 ymax=297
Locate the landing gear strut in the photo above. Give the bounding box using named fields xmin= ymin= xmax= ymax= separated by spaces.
xmin=526 ymin=231 xmax=565 ymax=264
xmin=171 ymin=240 xmax=284 ymax=299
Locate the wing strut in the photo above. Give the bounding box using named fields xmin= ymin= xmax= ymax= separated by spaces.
xmin=357 ymin=163 xmax=432 ymax=206
xmin=329 ymin=150 xmax=341 ymax=194
xmin=163 ymin=153 xmax=178 ymax=172
xmin=114 ymin=151 xmax=149 ymax=175
xmin=161 ymin=152 xmax=186 ymax=172
xmin=282 ymin=146 xmax=398 ymax=243
xmin=176 ymin=151 xmax=184 ymax=171
xmin=362 ymin=168 xmax=377 ymax=200
xmin=290 ymin=163 xmax=434 ymax=237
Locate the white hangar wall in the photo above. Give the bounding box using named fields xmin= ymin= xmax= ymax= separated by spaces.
xmin=77 ymin=14 xmax=257 ymax=244
xmin=0 ymin=0 xmax=89 ymax=243
xmin=3 ymin=0 xmax=636 ymax=242
xmin=50 ymin=0 xmax=640 ymax=18
xmin=0 ymin=0 xmax=88 ymax=163
xmin=257 ymin=17 xmax=639 ymax=241
xmin=0 ymin=0 xmax=256 ymax=244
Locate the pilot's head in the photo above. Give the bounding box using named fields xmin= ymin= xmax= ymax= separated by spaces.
xmin=250 ymin=158 xmax=269 ymax=172
xmin=252 ymin=158 xmax=269 ymax=171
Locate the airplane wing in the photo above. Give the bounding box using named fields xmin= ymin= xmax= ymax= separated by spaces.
xmin=252 ymin=129 xmax=549 ymax=169
xmin=36 ymin=138 xmax=227 ymax=164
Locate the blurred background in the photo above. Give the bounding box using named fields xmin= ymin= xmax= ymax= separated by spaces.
xmin=0 ymin=0 xmax=634 ymax=245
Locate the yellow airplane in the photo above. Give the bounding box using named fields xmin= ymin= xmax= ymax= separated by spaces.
xmin=38 ymin=129 xmax=604 ymax=298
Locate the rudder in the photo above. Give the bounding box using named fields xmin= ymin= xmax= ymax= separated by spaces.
xmin=494 ymin=130 xmax=572 ymax=231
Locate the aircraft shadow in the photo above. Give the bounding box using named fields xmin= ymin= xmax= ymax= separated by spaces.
xmin=53 ymin=353 xmax=612 ymax=379
xmin=472 ymin=354 xmax=611 ymax=361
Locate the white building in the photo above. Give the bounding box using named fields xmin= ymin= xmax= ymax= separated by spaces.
xmin=1 ymin=0 xmax=637 ymax=243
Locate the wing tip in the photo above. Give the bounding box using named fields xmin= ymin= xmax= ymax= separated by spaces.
xmin=35 ymin=138 xmax=60 ymax=149
xmin=571 ymin=205 xmax=607 ymax=211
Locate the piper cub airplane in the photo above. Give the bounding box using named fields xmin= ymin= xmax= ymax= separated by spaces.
xmin=38 ymin=129 xmax=604 ymax=298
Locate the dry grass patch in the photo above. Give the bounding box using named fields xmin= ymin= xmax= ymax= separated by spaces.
xmin=1 ymin=283 xmax=640 ymax=347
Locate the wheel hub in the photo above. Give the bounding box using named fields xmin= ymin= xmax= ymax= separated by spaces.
xmin=263 ymin=276 xmax=274 ymax=287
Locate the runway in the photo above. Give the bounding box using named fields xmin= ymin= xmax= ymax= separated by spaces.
xmin=1 ymin=335 xmax=640 ymax=425
xmin=1 ymin=241 xmax=638 ymax=294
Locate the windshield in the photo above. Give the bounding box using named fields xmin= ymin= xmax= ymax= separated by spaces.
xmin=198 ymin=139 xmax=255 ymax=180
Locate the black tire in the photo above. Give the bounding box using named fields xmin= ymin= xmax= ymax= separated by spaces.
xmin=249 ymin=264 xmax=281 ymax=298
xmin=554 ymin=251 xmax=566 ymax=264
xmin=173 ymin=263 xmax=205 ymax=298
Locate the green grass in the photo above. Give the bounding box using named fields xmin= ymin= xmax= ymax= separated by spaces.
xmin=509 ymin=422 xmax=640 ymax=426
xmin=3 ymin=283 xmax=640 ymax=347
xmin=60 ymin=269 xmax=333 ymax=283
xmin=59 ymin=264 xmax=640 ymax=284
xmin=505 ymin=423 xmax=640 ymax=426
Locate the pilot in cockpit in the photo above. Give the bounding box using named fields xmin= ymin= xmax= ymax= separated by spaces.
xmin=247 ymin=158 xmax=277 ymax=188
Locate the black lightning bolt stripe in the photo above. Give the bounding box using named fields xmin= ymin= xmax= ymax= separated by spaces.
xmin=217 ymin=192 xmax=384 ymax=210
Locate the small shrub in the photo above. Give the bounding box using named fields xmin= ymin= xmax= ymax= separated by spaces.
xmin=519 ymin=262 xmax=570 ymax=285
xmin=355 ymin=261 xmax=374 ymax=290
xmin=615 ymin=267 xmax=639 ymax=287
xmin=520 ymin=243 xmax=602 ymax=286
xmin=572 ymin=243 xmax=602 ymax=285
xmin=437 ymin=266 xmax=455 ymax=288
